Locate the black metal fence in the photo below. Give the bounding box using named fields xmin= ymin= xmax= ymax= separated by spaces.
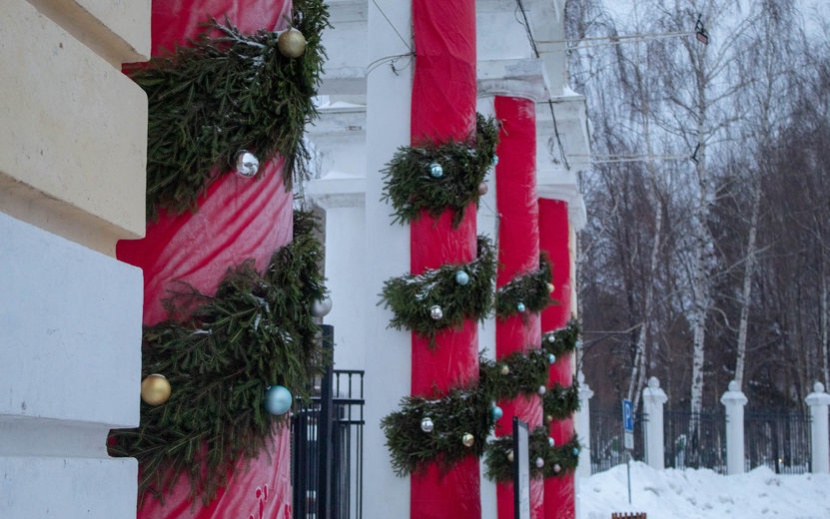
xmin=292 ymin=325 xmax=365 ymax=519
xmin=590 ymin=405 xmax=812 ymax=475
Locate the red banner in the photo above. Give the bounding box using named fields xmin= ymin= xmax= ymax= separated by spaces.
xmin=117 ymin=1 xmax=295 ymax=516
xmin=409 ymin=1 xmax=480 ymax=517
xmin=494 ymin=95 xmax=543 ymax=519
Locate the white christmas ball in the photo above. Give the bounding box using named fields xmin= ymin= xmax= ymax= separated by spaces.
xmin=235 ymin=150 xmax=260 ymax=178
xmin=311 ymin=296 xmax=333 ymax=317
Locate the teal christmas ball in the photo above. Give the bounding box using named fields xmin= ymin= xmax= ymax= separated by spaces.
xmin=264 ymin=385 xmax=293 ymax=415
xmin=429 ymin=162 xmax=444 ymax=178
xmin=573 ymin=447 xmax=580 ymax=456
xmin=517 ymin=302 xmax=526 ymax=312
xmin=548 ymin=437 xmax=555 ymax=447
xmin=491 ymin=405 xmax=504 ymax=421
xmin=455 ymin=270 xmax=470 ymax=285
xmin=548 ymin=353 xmax=556 ymax=364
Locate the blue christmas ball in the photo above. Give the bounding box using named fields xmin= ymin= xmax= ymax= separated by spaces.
xmin=264 ymin=385 xmax=293 ymax=415
xmin=548 ymin=353 xmax=556 ymax=364
xmin=575 ymin=340 xmax=582 ymax=349
xmin=573 ymin=447 xmax=580 ymax=456
xmin=491 ymin=405 xmax=504 ymax=421
xmin=429 ymin=162 xmax=444 ymax=178
xmin=455 ymin=270 xmax=470 ymax=286
xmin=517 ymin=302 xmax=526 ymax=313
xmin=492 ymin=155 xmax=499 ymax=166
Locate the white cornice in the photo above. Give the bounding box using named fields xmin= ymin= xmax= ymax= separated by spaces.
xmin=477 ymin=58 xmax=550 ymax=102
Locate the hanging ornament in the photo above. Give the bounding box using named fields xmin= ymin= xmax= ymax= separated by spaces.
xmin=546 ymin=282 xmax=555 ymax=294
xmin=429 ymin=162 xmax=444 ymax=178
xmin=462 ymin=433 xmax=475 ymax=448
xmin=535 ymin=457 xmax=545 ymax=468
xmin=264 ymin=385 xmax=293 ymax=415
xmin=553 ymin=463 xmax=561 ymax=473
xmin=234 ymin=150 xmax=260 ymax=178
xmin=429 ymin=305 xmax=443 ymax=320
xmin=538 ymin=385 xmax=547 ymax=396
xmin=420 ymin=417 xmax=435 ymax=433
xmin=455 ymin=270 xmax=470 ymax=286
xmin=499 ymin=364 xmax=510 ymax=376
xmin=507 ymin=449 xmax=514 ymax=462
xmin=547 ymin=334 xmax=556 ymax=344
xmin=575 ymin=340 xmax=582 ymax=349
xmin=492 ymin=155 xmax=499 ymax=166
xmin=277 ymin=28 xmax=307 ymax=58
xmin=491 ymin=405 xmax=504 ymax=421
xmin=573 ymin=447 xmax=580 ymax=456
xmin=477 ymin=182 xmax=489 ymax=196
xmin=548 ymin=353 xmax=556 ymax=364
xmin=548 ymin=437 xmax=555 ymax=447
xmin=311 ymin=296 xmax=333 ymax=317
xmin=517 ymin=302 xmax=526 ymax=313
xmin=141 ymin=374 xmax=171 ymax=406
xmin=545 ymin=414 xmax=554 ymax=424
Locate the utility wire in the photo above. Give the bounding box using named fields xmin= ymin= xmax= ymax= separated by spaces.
xmin=371 ymin=0 xmax=413 ymax=53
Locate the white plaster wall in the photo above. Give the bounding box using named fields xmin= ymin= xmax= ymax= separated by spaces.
xmin=0 ymin=212 xmax=143 ymax=517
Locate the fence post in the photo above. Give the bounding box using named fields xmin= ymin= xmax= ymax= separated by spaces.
xmin=806 ymin=381 xmax=830 ymax=473
xmin=720 ymin=380 xmax=748 ymax=475
xmin=642 ymin=377 xmax=668 ymax=470
xmin=576 ymin=371 xmax=594 ymax=478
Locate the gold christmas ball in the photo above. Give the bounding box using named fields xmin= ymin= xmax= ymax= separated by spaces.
xmin=547 ymin=283 xmax=555 ymax=294
xmin=499 ymin=365 xmax=510 ymax=376
xmin=278 ymin=28 xmax=307 ymax=58
xmin=462 ymin=433 xmax=475 ymax=448
xmin=141 ymin=374 xmax=171 ymax=406
xmin=507 ymin=449 xmax=514 ymax=462
xmin=545 ymin=414 xmax=554 ymax=424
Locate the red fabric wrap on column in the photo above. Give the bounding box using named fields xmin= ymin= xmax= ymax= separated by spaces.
xmin=494 ymin=96 xmax=543 ymax=519
xmin=116 ymin=2 xmax=295 ymax=517
xmin=539 ymin=198 xmax=576 ymax=519
xmin=409 ymin=1 xmax=480 ymax=518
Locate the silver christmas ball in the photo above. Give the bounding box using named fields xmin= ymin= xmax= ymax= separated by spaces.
xmin=420 ymin=416 xmax=434 ymax=433
xmin=311 ymin=296 xmax=333 ymax=317
xmin=235 ymin=150 xmax=260 ymax=178
xmin=538 ymin=385 xmax=547 ymax=395
xmin=553 ymin=463 xmax=561 ymax=473
xmin=477 ymin=182 xmax=489 ymax=196
xmin=429 ymin=162 xmax=444 ymax=178
xmin=535 ymin=457 xmax=545 ymax=468
xmin=430 ymin=305 xmax=443 ymax=320
xmin=548 ymin=437 xmax=555 ymax=447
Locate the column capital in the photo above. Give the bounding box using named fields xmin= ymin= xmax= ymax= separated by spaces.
xmin=642 ymin=376 xmax=668 ymax=405
xmin=720 ymin=380 xmax=748 ymax=407
xmin=477 ymin=58 xmax=550 ymax=103
xmin=305 ymin=174 xmax=366 ymax=210
xmin=806 ymin=382 xmax=830 ymax=407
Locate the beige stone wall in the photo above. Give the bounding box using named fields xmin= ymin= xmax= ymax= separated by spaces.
xmin=0 ymin=0 xmax=150 ymax=255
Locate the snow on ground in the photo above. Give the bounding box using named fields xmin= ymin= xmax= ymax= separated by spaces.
xmin=578 ymin=461 xmax=830 ymax=519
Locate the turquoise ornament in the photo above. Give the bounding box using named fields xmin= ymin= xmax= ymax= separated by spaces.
xmin=491 ymin=405 xmax=504 ymax=421
xmin=264 ymin=385 xmax=293 ymax=415
xmin=517 ymin=302 xmax=526 ymax=312
xmin=455 ymin=270 xmax=470 ymax=286
xmin=548 ymin=353 xmax=556 ymax=364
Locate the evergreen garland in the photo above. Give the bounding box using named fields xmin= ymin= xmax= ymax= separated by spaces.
xmin=479 ymin=350 xmax=550 ymax=402
xmin=130 ymin=0 xmax=330 ymax=219
xmin=542 ymin=378 xmax=581 ymax=421
xmin=541 ymin=319 xmax=581 ymax=358
xmin=381 ymin=236 xmax=496 ymax=347
xmin=380 ymin=387 xmax=495 ymax=477
xmin=381 ymin=114 xmax=499 ymax=227
xmin=496 ymin=253 xmax=556 ymax=319
xmin=108 ymin=211 xmax=329 ymax=504
xmin=484 ymin=427 xmax=581 ymax=482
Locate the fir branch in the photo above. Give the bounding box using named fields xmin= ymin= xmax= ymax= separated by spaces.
xmin=479 ymin=350 xmax=550 ymax=402
xmin=381 ymin=236 xmax=496 ymax=347
xmin=541 ymin=319 xmax=581 ymax=358
xmin=131 ymin=0 xmax=330 ymax=219
xmin=380 ymin=387 xmax=495 ymax=477
xmin=542 ymin=378 xmax=580 ymax=421
xmin=496 ymin=253 xmax=556 ymax=319
xmin=108 ymin=211 xmax=328 ymax=505
xmin=484 ymin=427 xmax=581 ymax=482
xmin=381 ymin=114 xmax=499 ymax=228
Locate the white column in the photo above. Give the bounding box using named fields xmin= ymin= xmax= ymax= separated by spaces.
xmin=642 ymin=376 xmax=668 ymax=470
xmin=806 ymin=382 xmax=830 ymax=473
xmin=720 ymin=380 xmax=748 ymax=475
xmin=576 ymin=371 xmax=594 ymax=479
xmin=361 ymin=2 xmax=413 ymax=518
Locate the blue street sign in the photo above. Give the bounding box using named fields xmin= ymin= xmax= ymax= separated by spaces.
xmin=622 ymin=399 xmax=634 ymax=450
xmin=622 ymin=399 xmax=634 ymax=432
